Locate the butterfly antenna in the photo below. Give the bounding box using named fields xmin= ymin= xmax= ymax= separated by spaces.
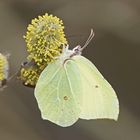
xmin=80 ymin=29 xmax=94 ymax=51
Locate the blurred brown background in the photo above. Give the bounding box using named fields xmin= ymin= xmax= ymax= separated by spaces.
xmin=0 ymin=0 xmax=140 ymax=140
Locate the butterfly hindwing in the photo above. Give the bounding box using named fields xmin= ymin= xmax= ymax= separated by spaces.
xmin=73 ymin=55 xmax=119 ymax=120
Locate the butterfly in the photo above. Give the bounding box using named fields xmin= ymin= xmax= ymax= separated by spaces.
xmin=34 ymin=29 xmax=119 ymax=127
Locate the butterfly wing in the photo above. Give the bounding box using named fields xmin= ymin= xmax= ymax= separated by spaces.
xmin=35 ymin=60 xmax=82 ymax=127
xmin=73 ymin=55 xmax=119 ymax=120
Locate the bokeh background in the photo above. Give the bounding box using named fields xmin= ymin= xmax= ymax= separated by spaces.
xmin=0 ymin=0 xmax=140 ymax=140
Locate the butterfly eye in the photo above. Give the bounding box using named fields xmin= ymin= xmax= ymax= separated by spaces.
xmin=73 ymin=45 xmax=81 ymax=52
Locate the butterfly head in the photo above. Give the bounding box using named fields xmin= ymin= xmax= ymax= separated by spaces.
xmin=59 ymin=29 xmax=94 ymax=64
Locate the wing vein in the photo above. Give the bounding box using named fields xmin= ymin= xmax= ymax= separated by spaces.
xmin=44 ymin=66 xmax=61 ymax=87
xmin=64 ymin=66 xmax=78 ymax=108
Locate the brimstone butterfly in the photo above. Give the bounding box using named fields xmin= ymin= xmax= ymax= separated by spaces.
xmin=35 ymin=29 xmax=119 ymax=127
